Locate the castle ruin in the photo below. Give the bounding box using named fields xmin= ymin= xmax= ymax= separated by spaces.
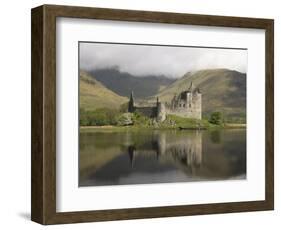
xmin=128 ymin=82 xmax=202 ymax=121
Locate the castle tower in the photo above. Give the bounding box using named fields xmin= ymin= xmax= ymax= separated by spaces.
xmin=186 ymin=82 xmax=194 ymax=107
xmin=171 ymin=94 xmax=177 ymax=109
xmin=192 ymin=88 xmax=202 ymax=119
xmin=167 ymin=81 xmax=202 ymax=120
xmin=128 ymin=91 xmax=135 ymax=113
xmin=156 ymin=97 xmax=166 ymax=122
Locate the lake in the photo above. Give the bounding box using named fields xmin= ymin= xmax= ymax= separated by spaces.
xmin=79 ymin=129 xmax=246 ymax=186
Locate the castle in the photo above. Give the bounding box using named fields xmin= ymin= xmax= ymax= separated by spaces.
xmin=128 ymin=82 xmax=202 ymax=121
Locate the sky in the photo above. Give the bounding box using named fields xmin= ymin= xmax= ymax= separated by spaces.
xmin=80 ymin=42 xmax=247 ymax=78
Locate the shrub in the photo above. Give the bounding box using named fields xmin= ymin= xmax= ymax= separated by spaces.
xmin=209 ymin=112 xmax=223 ymax=125
xmin=79 ymin=108 xmax=120 ymax=126
xmin=132 ymin=112 xmax=150 ymax=126
xmin=117 ymin=113 xmax=133 ymax=126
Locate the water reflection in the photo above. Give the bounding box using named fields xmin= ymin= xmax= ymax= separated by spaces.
xmin=127 ymin=131 xmax=202 ymax=172
xmin=79 ymin=129 xmax=246 ymax=186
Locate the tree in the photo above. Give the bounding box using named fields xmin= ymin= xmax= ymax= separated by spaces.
xmin=79 ymin=108 xmax=120 ymax=126
xmin=209 ymin=112 xmax=223 ymax=125
xmin=117 ymin=113 xmax=133 ymax=126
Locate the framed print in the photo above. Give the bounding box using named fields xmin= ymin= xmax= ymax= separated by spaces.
xmin=31 ymin=4 xmax=274 ymax=225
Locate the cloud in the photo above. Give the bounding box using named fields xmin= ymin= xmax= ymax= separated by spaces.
xmin=80 ymin=42 xmax=247 ymax=78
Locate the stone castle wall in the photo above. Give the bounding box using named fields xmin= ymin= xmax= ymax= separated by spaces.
xmin=128 ymin=82 xmax=202 ymax=121
xmin=134 ymin=107 xmax=157 ymax=118
xmin=166 ymin=107 xmax=201 ymax=120
xmin=166 ymin=93 xmax=201 ymax=119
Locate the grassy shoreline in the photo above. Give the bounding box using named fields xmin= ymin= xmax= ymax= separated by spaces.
xmin=80 ymin=111 xmax=246 ymax=132
xmin=80 ymin=123 xmax=246 ymax=132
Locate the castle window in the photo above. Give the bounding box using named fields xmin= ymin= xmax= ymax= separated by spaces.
xmin=189 ymin=103 xmax=191 ymax=108
xmin=183 ymin=104 xmax=185 ymax=107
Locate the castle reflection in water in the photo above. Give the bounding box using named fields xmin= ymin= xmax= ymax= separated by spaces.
xmin=127 ymin=131 xmax=202 ymax=173
xmin=79 ymin=129 xmax=246 ymax=186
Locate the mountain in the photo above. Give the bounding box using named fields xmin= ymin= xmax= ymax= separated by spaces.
xmin=80 ymin=71 xmax=128 ymax=111
xmin=152 ymin=69 xmax=246 ymax=117
xmin=80 ymin=68 xmax=246 ymax=118
xmin=89 ymin=67 xmax=175 ymax=99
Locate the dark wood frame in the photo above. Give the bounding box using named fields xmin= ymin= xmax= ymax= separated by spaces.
xmin=31 ymin=4 xmax=274 ymax=225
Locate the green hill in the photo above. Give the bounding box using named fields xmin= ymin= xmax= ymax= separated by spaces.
xmin=151 ymin=69 xmax=246 ymax=118
xmin=80 ymin=69 xmax=246 ymax=120
xmin=80 ymin=71 xmax=128 ymax=111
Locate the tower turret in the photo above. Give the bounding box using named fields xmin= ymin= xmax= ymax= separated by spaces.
xmin=128 ymin=91 xmax=135 ymax=112
xmin=188 ymin=81 xmax=194 ymax=92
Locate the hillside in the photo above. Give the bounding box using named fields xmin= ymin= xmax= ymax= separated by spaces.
xmin=80 ymin=71 xmax=128 ymax=111
xmin=80 ymin=68 xmax=246 ymax=119
xmin=89 ymin=67 xmax=175 ymax=99
xmin=152 ymin=69 xmax=246 ymax=117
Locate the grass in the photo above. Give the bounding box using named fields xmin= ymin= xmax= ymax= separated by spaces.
xmin=80 ymin=113 xmax=240 ymax=131
xmin=160 ymin=115 xmax=210 ymax=129
xmin=80 ymin=71 xmax=128 ymax=111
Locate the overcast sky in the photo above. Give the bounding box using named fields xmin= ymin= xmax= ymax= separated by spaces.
xmin=80 ymin=42 xmax=247 ymax=78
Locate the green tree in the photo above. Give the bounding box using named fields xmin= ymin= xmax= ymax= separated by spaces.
xmin=79 ymin=108 xmax=120 ymax=126
xmin=209 ymin=112 xmax=223 ymax=125
xmin=132 ymin=112 xmax=150 ymax=126
xmin=117 ymin=113 xmax=133 ymax=126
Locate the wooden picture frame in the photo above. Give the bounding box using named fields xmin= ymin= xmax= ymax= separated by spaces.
xmin=31 ymin=4 xmax=274 ymax=225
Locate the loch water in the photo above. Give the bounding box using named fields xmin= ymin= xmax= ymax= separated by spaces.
xmin=79 ymin=129 xmax=246 ymax=186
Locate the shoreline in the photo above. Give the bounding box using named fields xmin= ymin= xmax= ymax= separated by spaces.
xmin=80 ymin=124 xmax=247 ymax=131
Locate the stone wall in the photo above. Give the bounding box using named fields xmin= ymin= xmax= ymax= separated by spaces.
xmin=166 ymin=92 xmax=201 ymax=119
xmin=166 ymin=108 xmax=201 ymax=119
xmin=134 ymin=106 xmax=157 ymax=118
xmin=128 ymin=84 xmax=202 ymax=121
